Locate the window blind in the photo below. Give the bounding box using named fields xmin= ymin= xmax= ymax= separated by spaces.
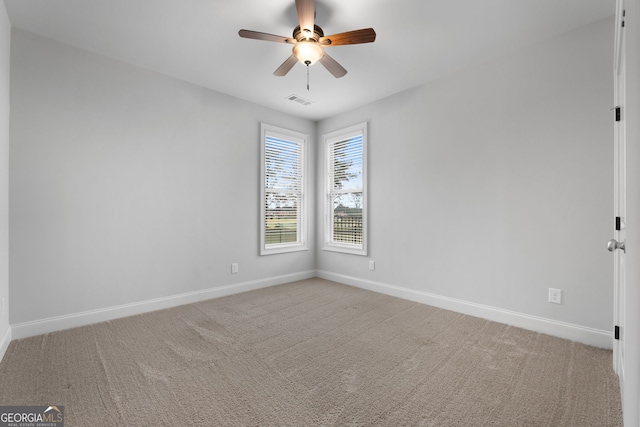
xmin=326 ymin=128 xmax=365 ymax=252
xmin=330 ymin=135 xmax=364 ymax=192
xmin=264 ymin=132 xmax=305 ymax=249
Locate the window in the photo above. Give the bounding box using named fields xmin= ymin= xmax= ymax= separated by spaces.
xmin=260 ymin=124 xmax=308 ymax=255
xmin=323 ymin=123 xmax=367 ymax=255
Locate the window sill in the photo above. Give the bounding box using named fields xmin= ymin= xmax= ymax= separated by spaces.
xmin=261 ymin=244 xmax=309 ymax=256
xmin=323 ymin=243 xmax=367 ymax=256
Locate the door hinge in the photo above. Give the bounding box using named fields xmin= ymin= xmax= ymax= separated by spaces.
xmin=615 ymin=107 xmax=621 ymax=122
xmin=616 ymin=216 xmax=622 ymax=231
xmin=615 ymin=325 xmax=620 ymax=340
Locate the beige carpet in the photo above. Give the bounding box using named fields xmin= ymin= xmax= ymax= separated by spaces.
xmin=0 ymin=279 xmax=622 ymax=426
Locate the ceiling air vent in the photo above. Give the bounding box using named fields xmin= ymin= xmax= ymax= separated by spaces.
xmin=287 ymin=94 xmax=313 ymax=106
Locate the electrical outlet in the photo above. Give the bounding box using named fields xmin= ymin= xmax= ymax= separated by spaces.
xmin=231 ymin=263 xmax=239 ymax=274
xmin=368 ymin=260 xmax=375 ymax=271
xmin=0 ymin=297 xmax=5 ymax=316
xmin=548 ymin=288 xmax=562 ymax=304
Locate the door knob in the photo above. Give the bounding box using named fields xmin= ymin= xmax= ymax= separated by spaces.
xmin=608 ymin=239 xmax=626 ymax=253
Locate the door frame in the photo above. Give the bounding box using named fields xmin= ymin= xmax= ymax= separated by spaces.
xmin=613 ymin=0 xmax=626 ymax=377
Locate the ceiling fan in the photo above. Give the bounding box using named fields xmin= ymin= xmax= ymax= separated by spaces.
xmin=238 ymin=0 xmax=376 ymax=80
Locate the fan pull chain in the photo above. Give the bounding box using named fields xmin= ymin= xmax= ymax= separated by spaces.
xmin=305 ymin=60 xmax=311 ymax=91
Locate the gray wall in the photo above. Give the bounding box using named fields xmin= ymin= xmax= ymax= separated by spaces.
xmin=8 ymin=17 xmax=615 ymax=337
xmin=317 ymin=18 xmax=614 ymax=332
xmin=5 ymin=12 xmax=637 ymax=422
xmin=0 ymin=3 xmax=9 ymax=345
xmin=9 ymin=29 xmax=316 ymax=324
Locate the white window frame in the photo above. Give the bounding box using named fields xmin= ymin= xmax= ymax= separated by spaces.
xmin=323 ymin=122 xmax=367 ymax=256
xmin=260 ymin=123 xmax=308 ymax=255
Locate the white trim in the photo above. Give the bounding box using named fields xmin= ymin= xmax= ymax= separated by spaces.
xmin=322 ymin=122 xmax=368 ymax=256
xmin=0 ymin=326 xmax=10 ymax=363
xmin=260 ymin=123 xmax=309 ymax=256
xmin=613 ymin=0 xmax=627 ymax=380
xmin=8 ymin=270 xmax=614 ymax=349
xmin=615 ymin=0 xmax=625 ymax=75
xmin=11 ymin=270 xmax=316 ymax=340
xmin=316 ymin=270 xmax=613 ymax=349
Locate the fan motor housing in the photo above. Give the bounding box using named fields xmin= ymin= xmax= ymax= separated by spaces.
xmin=293 ymin=25 xmax=324 ymax=42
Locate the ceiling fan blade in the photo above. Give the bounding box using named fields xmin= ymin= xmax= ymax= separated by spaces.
xmin=320 ymin=28 xmax=377 ymax=46
xmin=319 ymin=53 xmax=347 ymax=78
xmin=274 ymin=55 xmax=299 ymax=76
xmin=238 ymin=29 xmax=295 ymax=44
xmin=295 ymin=0 xmax=315 ymax=37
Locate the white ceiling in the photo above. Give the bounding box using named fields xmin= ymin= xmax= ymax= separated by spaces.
xmin=4 ymin=0 xmax=614 ymax=121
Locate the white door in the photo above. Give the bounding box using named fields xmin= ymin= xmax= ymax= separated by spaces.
xmin=611 ymin=0 xmax=626 ymax=377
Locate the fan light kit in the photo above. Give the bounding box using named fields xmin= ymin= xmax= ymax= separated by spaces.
xmin=239 ymin=0 xmax=376 ymax=89
xmin=293 ymin=41 xmax=323 ymax=65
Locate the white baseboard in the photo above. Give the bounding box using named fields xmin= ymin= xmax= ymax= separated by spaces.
xmin=9 ymin=269 xmax=613 ymax=349
xmin=11 ymin=270 xmax=316 ymax=340
xmin=0 ymin=325 xmax=10 ymax=363
xmin=316 ymin=270 xmax=613 ymax=349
